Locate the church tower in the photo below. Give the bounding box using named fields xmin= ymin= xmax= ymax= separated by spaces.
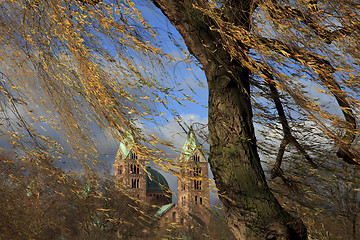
xmin=177 ymin=127 xmax=210 ymax=226
xmin=114 ymin=132 xmax=146 ymax=200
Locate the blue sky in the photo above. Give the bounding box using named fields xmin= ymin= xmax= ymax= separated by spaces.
xmin=91 ymin=2 xmax=212 ymax=202
xmin=0 ymin=1 xmax=212 ymax=202
xmin=0 ymin=0 xmax=349 ymax=207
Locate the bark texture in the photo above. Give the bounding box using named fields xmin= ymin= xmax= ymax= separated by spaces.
xmin=152 ymin=0 xmax=307 ymax=238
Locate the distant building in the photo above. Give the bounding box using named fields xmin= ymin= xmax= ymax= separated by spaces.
xmin=114 ymin=127 xmax=210 ymax=228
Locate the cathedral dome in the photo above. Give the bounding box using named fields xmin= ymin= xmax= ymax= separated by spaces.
xmin=146 ymin=166 xmax=169 ymax=191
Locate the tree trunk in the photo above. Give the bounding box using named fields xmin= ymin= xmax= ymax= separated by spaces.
xmin=152 ymin=0 xmax=307 ymax=238
xmin=207 ymin=61 xmax=306 ymax=239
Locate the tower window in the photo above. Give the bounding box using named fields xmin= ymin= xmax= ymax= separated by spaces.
xmin=131 ymin=179 xmax=139 ymax=188
xmin=130 ymin=152 xmax=138 ymax=160
xmin=193 ymin=155 xmax=200 ymax=162
xmin=181 ymin=196 xmax=186 ymax=205
xmin=193 ymin=167 xmax=201 ymax=176
xmin=195 ymin=196 xmax=197 ymax=204
xmin=194 ymin=180 xmax=202 ymax=190
xmin=131 ymin=164 xmax=140 ymax=174
xmin=200 ymin=197 xmax=203 ymax=205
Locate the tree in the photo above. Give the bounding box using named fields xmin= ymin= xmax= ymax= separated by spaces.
xmin=274 ymin=145 xmax=360 ymax=239
xmin=1 ymin=0 xmax=360 ymax=239
xmin=0 ymin=151 xmax=156 ymax=239
xmin=149 ymin=0 xmax=360 ymax=238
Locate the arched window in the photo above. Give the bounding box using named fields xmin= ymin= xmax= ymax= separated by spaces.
xmin=195 ymin=196 xmax=197 ymax=204
xmin=131 ymin=179 xmax=139 ymax=188
xmin=119 ymin=166 xmax=123 ymax=174
xmin=193 ymin=167 xmax=201 ymax=176
xmin=172 ymin=212 xmax=176 ymax=221
xmin=194 ymin=180 xmax=202 ymax=190
xmin=130 ymin=152 xmax=138 ymax=160
xmin=131 ymin=179 xmax=134 ymax=188
xmin=200 ymin=197 xmax=203 ymax=205
xmin=131 ymin=164 xmax=140 ymax=175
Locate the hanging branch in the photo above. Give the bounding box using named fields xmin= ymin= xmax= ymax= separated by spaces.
xmin=265 ymin=0 xmax=360 ymax=44
xmin=256 ymin=37 xmax=358 ymax=164
xmin=196 ymin=6 xmax=358 ymax=164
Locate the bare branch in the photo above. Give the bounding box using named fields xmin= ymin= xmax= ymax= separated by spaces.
xmin=262 ymin=68 xmax=318 ymax=169
xmin=271 ymin=137 xmax=289 ymax=179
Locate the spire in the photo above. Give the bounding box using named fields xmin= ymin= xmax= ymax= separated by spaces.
xmin=117 ymin=129 xmax=136 ymax=160
xmin=180 ymin=127 xmax=204 ymax=162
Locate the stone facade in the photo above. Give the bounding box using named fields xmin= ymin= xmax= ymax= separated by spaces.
xmin=177 ymin=129 xmax=210 ymax=227
xmin=114 ymin=128 xmax=210 ymax=227
xmin=115 ymin=150 xmax=147 ymax=200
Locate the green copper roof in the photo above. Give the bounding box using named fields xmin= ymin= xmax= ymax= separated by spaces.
xmin=181 ymin=128 xmax=203 ymax=162
xmin=154 ymin=203 xmax=175 ymax=218
xmin=118 ymin=130 xmax=135 ymax=159
xmin=146 ymin=166 xmax=170 ymax=191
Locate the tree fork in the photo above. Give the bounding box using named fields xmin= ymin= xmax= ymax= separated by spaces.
xmin=263 ymin=72 xmax=317 ymax=169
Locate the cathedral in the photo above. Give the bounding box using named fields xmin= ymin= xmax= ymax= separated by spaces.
xmin=114 ymin=128 xmax=210 ymax=227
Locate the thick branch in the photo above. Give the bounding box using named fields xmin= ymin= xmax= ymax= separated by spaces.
xmin=151 ymin=0 xmax=214 ymax=69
